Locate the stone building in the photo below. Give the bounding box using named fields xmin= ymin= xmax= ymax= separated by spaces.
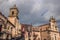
xmin=0 ymin=5 xmax=60 ymax=40
xmin=0 ymin=5 xmax=21 ymax=40
xmin=22 ymin=16 xmax=60 ymax=40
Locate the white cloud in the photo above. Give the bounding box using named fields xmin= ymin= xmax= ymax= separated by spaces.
xmin=8 ymin=0 xmax=16 ymax=4
xmin=31 ymin=0 xmax=44 ymax=13
xmin=31 ymin=3 xmax=41 ymax=13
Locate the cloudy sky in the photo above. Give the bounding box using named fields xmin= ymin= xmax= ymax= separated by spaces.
xmin=0 ymin=0 xmax=60 ymax=27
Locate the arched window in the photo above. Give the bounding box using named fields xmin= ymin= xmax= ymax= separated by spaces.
xmin=0 ymin=18 xmax=4 ymax=32
xmin=0 ymin=24 xmax=2 ymax=32
xmin=29 ymin=38 xmax=31 ymax=40
xmin=38 ymin=38 xmax=40 ymax=40
xmin=33 ymin=33 xmax=38 ymax=40
xmin=44 ymin=39 xmax=46 ymax=40
xmin=55 ymin=34 xmax=56 ymax=40
xmin=12 ymin=11 xmax=14 ymax=15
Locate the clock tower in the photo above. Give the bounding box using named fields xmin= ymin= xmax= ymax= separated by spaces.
xmin=8 ymin=5 xmax=19 ymax=25
xmin=9 ymin=5 xmax=19 ymax=18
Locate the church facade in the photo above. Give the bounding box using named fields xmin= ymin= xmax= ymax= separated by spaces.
xmin=0 ymin=5 xmax=21 ymax=40
xmin=22 ymin=16 xmax=60 ymax=40
xmin=22 ymin=17 xmax=60 ymax=40
xmin=0 ymin=5 xmax=60 ymax=40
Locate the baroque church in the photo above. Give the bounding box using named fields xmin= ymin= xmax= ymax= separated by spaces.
xmin=0 ymin=5 xmax=21 ymax=40
xmin=0 ymin=5 xmax=60 ymax=40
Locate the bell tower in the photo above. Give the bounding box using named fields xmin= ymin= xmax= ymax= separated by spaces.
xmin=8 ymin=5 xmax=19 ymax=25
xmin=9 ymin=5 xmax=19 ymax=18
xmin=49 ymin=16 xmax=58 ymax=31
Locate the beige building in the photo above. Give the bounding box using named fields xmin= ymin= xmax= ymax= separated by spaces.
xmin=0 ymin=5 xmax=60 ymax=40
xmin=22 ymin=16 xmax=60 ymax=40
xmin=0 ymin=5 xmax=21 ymax=40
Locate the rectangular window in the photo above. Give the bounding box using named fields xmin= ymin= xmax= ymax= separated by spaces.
xmin=55 ymin=36 xmax=56 ymax=40
xmin=55 ymin=34 xmax=56 ymax=40
xmin=0 ymin=24 xmax=2 ymax=32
